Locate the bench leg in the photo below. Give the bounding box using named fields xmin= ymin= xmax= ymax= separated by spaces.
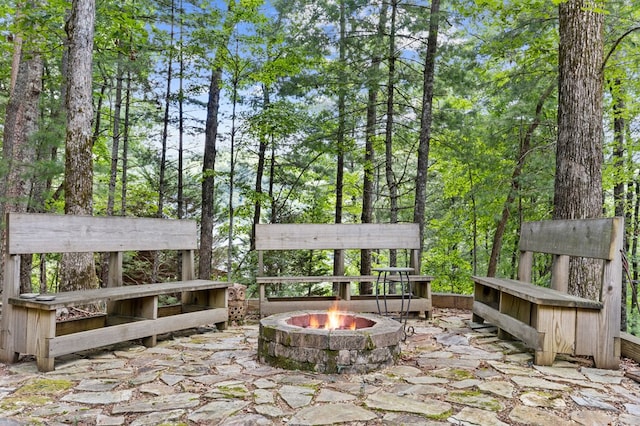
xmin=34 ymin=310 xmax=57 ymax=372
xmin=36 ymin=349 xmax=55 ymax=372
xmin=534 ymin=349 xmax=556 ymax=366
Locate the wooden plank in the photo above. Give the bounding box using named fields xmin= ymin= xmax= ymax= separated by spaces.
xmin=592 ymin=218 xmax=623 ymax=369
xmin=621 ymin=332 xmax=640 ymax=364
xmin=550 ymin=254 xmax=569 ymax=293
xmin=56 ymin=316 xmax=107 ymax=336
xmin=472 ymin=277 xmax=602 ymax=309
xmin=517 ymin=251 xmax=533 ymax=283
xmin=1 ymin=255 xmax=21 ymax=363
xmin=519 ymin=217 xmax=622 ymax=260
xmin=6 ymin=213 xmax=198 ymax=254
xmin=47 ymin=308 xmax=228 ymax=358
xmin=535 ymin=305 xmax=576 ymax=362
xmin=500 ymin=292 xmax=532 ymax=325
xmin=472 ymin=301 xmax=544 ymax=350
xmin=432 ymin=293 xmax=473 ymax=310
xmin=254 ymin=223 xmax=420 ymax=250
xmin=9 ymin=280 xmax=229 ymax=310
xmin=575 ymin=308 xmax=599 ymax=356
xmin=32 ymin=309 xmax=56 ymax=372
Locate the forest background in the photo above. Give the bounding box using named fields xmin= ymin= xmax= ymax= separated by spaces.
xmin=2 ymin=1 xmax=640 ymax=331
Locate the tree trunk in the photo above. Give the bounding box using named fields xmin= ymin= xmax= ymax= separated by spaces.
xmin=359 ymin=0 xmax=388 ymax=295
xmin=177 ymin=2 xmax=185 ymax=220
xmin=107 ymin=59 xmax=123 ymax=216
xmin=632 ymin=177 xmax=640 ymax=312
xmin=158 ymin=0 xmax=174 ymax=222
xmin=199 ymin=1 xmax=236 ymax=280
xmin=384 ymin=0 xmax=399 ymax=270
xmin=1 ymin=38 xmax=43 ymax=293
xmin=121 ymin=69 xmax=132 ymax=215
xmin=228 ymin=52 xmax=241 ymax=283
xmin=413 ymin=0 xmax=440 ymax=274
xmin=611 ymin=78 xmax=627 ymax=330
xmin=554 ymin=0 xmax=604 ymax=300
xmin=199 ymin=67 xmax=222 ymax=279
xmin=333 ymin=0 xmax=347 ymax=282
xmin=251 ymin=85 xmax=270 ymax=249
xmin=61 ymin=0 xmax=98 ymax=292
xmin=487 ymin=84 xmax=554 ymax=277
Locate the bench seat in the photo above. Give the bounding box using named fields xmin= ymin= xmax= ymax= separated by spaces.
xmin=472 ymin=277 xmax=603 ymax=309
xmin=9 ymin=280 xmax=227 ymax=310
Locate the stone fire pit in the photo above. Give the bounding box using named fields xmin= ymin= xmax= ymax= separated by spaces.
xmin=258 ymin=310 xmax=403 ymax=374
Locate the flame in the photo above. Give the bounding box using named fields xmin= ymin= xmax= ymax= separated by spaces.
xmin=304 ymin=304 xmax=358 ymax=330
xmin=309 ymin=315 xmax=320 ymax=329
xmin=325 ymin=303 xmax=357 ymax=330
xmin=326 ymin=305 xmax=341 ymax=330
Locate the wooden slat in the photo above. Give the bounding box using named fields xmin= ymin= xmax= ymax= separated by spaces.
xmin=254 ymin=223 xmax=420 ymax=250
xmin=575 ymin=308 xmax=599 ymax=356
xmin=535 ymin=305 xmax=576 ymax=357
xmin=519 ymin=217 xmax=622 ymax=260
xmin=621 ymin=332 xmax=640 ymax=364
xmin=8 ymin=280 xmax=229 ymax=311
xmin=472 ymin=301 xmax=544 ymax=350
xmin=47 ymin=308 xmax=228 ymax=358
xmin=56 ymin=315 xmax=107 ymax=336
xmin=6 ymin=213 xmax=198 ymax=254
xmin=472 ymin=277 xmax=602 ymax=309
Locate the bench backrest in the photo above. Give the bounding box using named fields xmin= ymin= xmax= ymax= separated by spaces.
xmin=6 ymin=213 xmax=197 ymax=255
xmin=255 ymin=223 xmax=420 ymax=251
xmin=519 ymin=218 xmax=621 ymax=261
xmin=4 ymin=212 xmax=197 ymax=288
xmin=255 ymin=223 xmax=420 ymax=276
xmin=517 ymin=217 xmax=623 ymax=295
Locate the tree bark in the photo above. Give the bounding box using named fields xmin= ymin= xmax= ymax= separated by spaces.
xmin=121 ymin=69 xmax=132 ymax=215
xmin=487 ymin=84 xmax=554 ymax=277
xmin=360 ymin=1 xmax=388 ymax=294
xmin=333 ymin=0 xmax=347 ymax=282
xmin=384 ymin=0 xmax=399 ymax=270
xmin=611 ymin=78 xmax=627 ymax=330
xmin=199 ymin=67 xmax=222 ymax=280
xmin=554 ymin=0 xmax=605 ymax=300
xmin=61 ymin=0 xmax=98 ymax=291
xmin=0 ymin=38 xmax=43 ymax=293
xmin=413 ymin=0 xmax=440 ymax=274
xmin=251 ymin=85 xmax=270 ymax=249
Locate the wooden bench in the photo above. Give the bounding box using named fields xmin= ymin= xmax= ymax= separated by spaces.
xmin=0 ymin=213 xmax=229 ymax=372
xmin=255 ymin=223 xmax=433 ymax=318
xmin=472 ymin=217 xmax=623 ymax=369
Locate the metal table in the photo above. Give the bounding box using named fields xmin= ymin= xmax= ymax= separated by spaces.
xmin=373 ymin=266 xmax=414 ymax=340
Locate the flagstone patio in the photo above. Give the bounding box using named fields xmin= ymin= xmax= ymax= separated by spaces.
xmin=0 ymin=308 xmax=639 ymax=425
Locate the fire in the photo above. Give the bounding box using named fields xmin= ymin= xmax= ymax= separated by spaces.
xmin=304 ymin=305 xmax=358 ymax=330
xmin=323 ymin=304 xmax=357 ymax=330
xmin=309 ymin=315 xmax=320 ymax=329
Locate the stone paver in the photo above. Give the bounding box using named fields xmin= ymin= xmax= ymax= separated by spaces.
xmin=0 ymin=308 xmax=639 ymax=425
